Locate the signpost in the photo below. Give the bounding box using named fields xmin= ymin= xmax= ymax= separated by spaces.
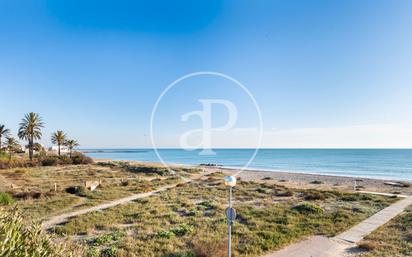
xmin=224 ymin=176 xmax=237 ymax=257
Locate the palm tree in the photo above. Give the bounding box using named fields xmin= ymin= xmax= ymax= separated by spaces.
xmin=33 ymin=143 xmax=44 ymax=152
xmin=51 ymin=130 xmax=66 ymax=156
xmin=0 ymin=124 xmax=10 ymax=153
xmin=33 ymin=143 xmax=46 ymax=157
xmin=5 ymin=137 xmax=19 ymax=160
xmin=65 ymin=139 xmax=79 ymax=158
xmin=18 ymin=112 xmax=44 ymax=161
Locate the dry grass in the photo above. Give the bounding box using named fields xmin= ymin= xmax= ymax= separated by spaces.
xmin=359 ymin=206 xmax=412 ymax=257
xmin=46 ymin=172 xmax=396 ymax=257
xmin=0 ymin=163 xmax=197 ymax=221
xmin=0 ymin=164 xmax=401 ymax=257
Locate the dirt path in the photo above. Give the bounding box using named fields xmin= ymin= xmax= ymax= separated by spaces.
xmin=263 ymin=195 xmax=412 ymax=257
xmin=42 ymin=171 xmax=212 ymax=229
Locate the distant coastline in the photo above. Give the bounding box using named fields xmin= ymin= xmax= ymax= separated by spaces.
xmin=84 ymin=148 xmax=412 ymax=181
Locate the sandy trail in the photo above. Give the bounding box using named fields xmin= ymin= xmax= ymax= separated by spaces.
xmin=42 ymin=170 xmax=214 ymax=229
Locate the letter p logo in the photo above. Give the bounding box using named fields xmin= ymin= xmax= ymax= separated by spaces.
xmin=180 ymin=99 xmax=238 ymax=155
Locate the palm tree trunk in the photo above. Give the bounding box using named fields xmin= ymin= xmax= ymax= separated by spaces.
xmin=58 ymin=143 xmax=61 ymax=156
xmin=29 ymin=137 xmax=33 ymax=161
xmin=0 ymin=135 xmax=2 ymax=153
xmin=9 ymin=151 xmax=12 ymax=160
xmin=69 ymin=149 xmax=72 ymax=158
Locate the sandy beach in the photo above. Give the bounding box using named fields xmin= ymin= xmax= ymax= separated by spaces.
xmin=93 ymin=158 xmax=412 ymax=195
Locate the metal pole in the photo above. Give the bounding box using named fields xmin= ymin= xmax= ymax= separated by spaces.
xmin=228 ymin=186 xmax=232 ymax=257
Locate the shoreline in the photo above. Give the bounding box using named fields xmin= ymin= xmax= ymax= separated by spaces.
xmin=92 ymin=157 xmax=412 ymax=195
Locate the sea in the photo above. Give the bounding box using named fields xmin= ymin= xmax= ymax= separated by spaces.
xmin=83 ymin=149 xmax=412 ymax=181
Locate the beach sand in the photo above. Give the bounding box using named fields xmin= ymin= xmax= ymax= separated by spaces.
xmin=93 ymin=158 xmax=412 ymax=195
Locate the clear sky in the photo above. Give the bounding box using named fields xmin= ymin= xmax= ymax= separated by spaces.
xmin=1 ymin=0 xmax=412 ymax=148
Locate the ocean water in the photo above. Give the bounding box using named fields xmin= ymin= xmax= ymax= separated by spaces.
xmin=83 ymin=149 xmax=412 ymax=181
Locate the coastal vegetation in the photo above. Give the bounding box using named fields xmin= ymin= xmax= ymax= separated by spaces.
xmin=0 ymin=208 xmax=83 ymax=257
xmin=18 ymin=112 xmax=44 ymax=161
xmin=0 ymin=125 xmax=10 ymax=153
xmin=0 ymin=163 xmax=400 ymax=257
xmin=51 ymin=130 xmax=67 ymax=156
xmin=49 ymin=171 xmax=396 ymax=256
xmin=0 ymin=113 xmax=90 ymax=169
xmin=0 ymin=114 xmax=410 ymax=256
xmin=359 ymin=206 xmax=412 ymax=256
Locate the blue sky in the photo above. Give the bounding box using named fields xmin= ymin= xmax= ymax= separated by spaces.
xmin=1 ymin=0 xmax=412 ymax=148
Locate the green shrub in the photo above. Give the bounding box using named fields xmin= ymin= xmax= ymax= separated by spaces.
xmin=157 ymin=230 xmax=175 ymax=239
xmin=0 ymin=192 xmax=14 ymax=205
xmin=71 ymin=153 xmax=93 ymax=165
xmin=303 ymin=191 xmax=326 ymax=201
xmin=0 ymin=208 xmax=67 ymax=256
xmin=100 ymin=246 xmax=117 ymax=257
xmin=41 ymin=156 xmax=60 ymax=166
xmin=59 ymin=155 xmax=73 ymax=165
xmin=39 ymin=153 xmax=92 ymax=166
xmin=91 ymin=231 xmax=124 ymax=246
xmin=292 ymin=202 xmax=324 ymax=214
xmin=275 ymin=190 xmax=294 ymax=197
xmin=124 ymin=164 xmax=169 ymax=176
xmin=85 ymin=247 xmax=100 ymax=257
xmin=157 ymin=224 xmax=194 ymax=239
xmin=170 ymin=224 xmax=194 ymax=236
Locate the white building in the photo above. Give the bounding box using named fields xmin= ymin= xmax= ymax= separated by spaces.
xmin=49 ymin=145 xmax=69 ymax=153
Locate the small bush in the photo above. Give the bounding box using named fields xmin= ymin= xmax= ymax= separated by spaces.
xmin=157 ymin=224 xmax=194 ymax=239
xmin=100 ymin=246 xmax=117 ymax=257
xmin=170 ymin=224 xmax=194 ymax=236
xmin=124 ymin=164 xmax=170 ymax=176
xmin=358 ymin=241 xmax=379 ymax=251
xmin=91 ymin=231 xmax=124 ymax=246
xmin=59 ymin=155 xmax=73 ymax=165
xmin=0 ymin=159 xmax=34 ymax=169
xmin=197 ymin=200 xmax=215 ymax=210
xmin=14 ymin=168 xmax=27 ymax=174
xmin=12 ymin=191 xmax=54 ymax=200
xmin=275 ymin=190 xmax=294 ymax=197
xmin=41 ymin=156 xmax=60 ymax=166
xmin=257 ymin=187 xmax=269 ymax=194
xmin=0 ymin=192 xmax=14 ymax=205
xmin=157 ymin=230 xmax=175 ymax=239
xmin=310 ymin=180 xmax=324 ymax=184
xmin=71 ymin=153 xmax=93 ymax=165
xmin=0 ymin=208 xmax=67 ymax=256
xmin=192 ymin=237 xmax=226 ymax=257
xmin=292 ymin=202 xmax=324 ymax=214
xmin=85 ymin=247 xmax=100 ymax=257
xmin=304 ymin=191 xmax=326 ymax=201
xmin=65 ymin=186 xmax=87 ymax=197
